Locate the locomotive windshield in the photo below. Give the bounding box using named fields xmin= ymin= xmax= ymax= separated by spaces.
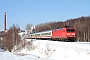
xmin=66 ymin=29 xmax=75 ymax=32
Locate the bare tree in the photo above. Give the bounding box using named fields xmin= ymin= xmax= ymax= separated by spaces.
xmin=26 ymin=24 xmax=33 ymax=34
xmin=2 ymin=24 xmax=21 ymax=52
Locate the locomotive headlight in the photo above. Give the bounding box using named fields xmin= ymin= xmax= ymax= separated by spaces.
xmin=67 ymin=33 xmax=70 ymax=35
xmin=72 ymin=33 xmax=75 ymax=35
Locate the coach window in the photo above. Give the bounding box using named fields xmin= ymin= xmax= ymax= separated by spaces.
xmin=48 ymin=32 xmax=51 ymax=35
xmin=37 ymin=34 xmax=40 ymax=36
xmin=41 ymin=33 xmax=44 ymax=35
xmin=45 ymin=32 xmax=50 ymax=35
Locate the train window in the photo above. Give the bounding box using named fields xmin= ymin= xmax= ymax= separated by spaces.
xmin=37 ymin=34 xmax=40 ymax=36
xmin=35 ymin=34 xmax=40 ymax=36
xmin=41 ymin=33 xmax=44 ymax=35
xmin=41 ymin=32 xmax=51 ymax=36
xmin=48 ymin=32 xmax=51 ymax=35
xmin=67 ymin=29 xmax=75 ymax=32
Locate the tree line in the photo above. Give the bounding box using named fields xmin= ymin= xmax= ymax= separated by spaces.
xmin=31 ymin=16 xmax=90 ymax=42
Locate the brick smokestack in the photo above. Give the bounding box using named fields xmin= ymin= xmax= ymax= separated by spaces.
xmin=4 ymin=12 xmax=6 ymax=31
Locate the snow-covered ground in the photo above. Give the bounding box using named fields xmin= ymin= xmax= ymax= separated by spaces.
xmin=0 ymin=39 xmax=90 ymax=60
xmin=0 ymin=51 xmax=51 ymax=60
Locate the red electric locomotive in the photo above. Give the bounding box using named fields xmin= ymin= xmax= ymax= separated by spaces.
xmin=27 ymin=26 xmax=76 ymax=42
xmin=52 ymin=27 xmax=76 ymax=41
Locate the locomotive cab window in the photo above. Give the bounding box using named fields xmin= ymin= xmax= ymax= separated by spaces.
xmin=66 ymin=29 xmax=75 ymax=32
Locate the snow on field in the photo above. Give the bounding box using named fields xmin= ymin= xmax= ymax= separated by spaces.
xmin=0 ymin=39 xmax=90 ymax=60
xmin=0 ymin=50 xmax=52 ymax=60
xmin=17 ymin=39 xmax=90 ymax=60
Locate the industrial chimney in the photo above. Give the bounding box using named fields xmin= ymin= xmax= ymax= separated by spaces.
xmin=4 ymin=12 xmax=6 ymax=31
